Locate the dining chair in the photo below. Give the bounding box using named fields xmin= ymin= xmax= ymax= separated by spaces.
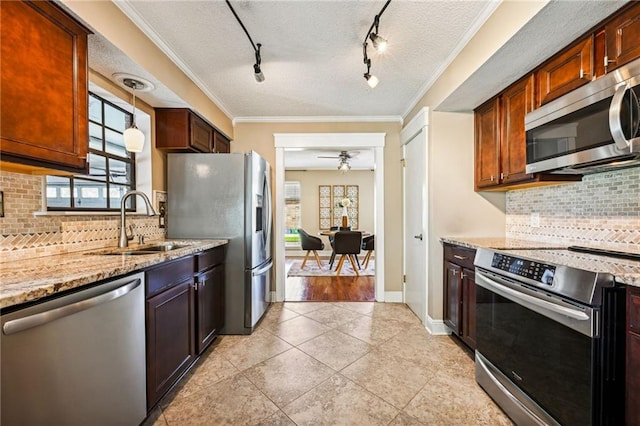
xmin=298 ymin=229 xmax=324 ymax=268
xmin=328 ymin=226 xmax=339 ymax=269
xmin=333 ymin=231 xmax=362 ymax=276
xmin=361 ymin=235 xmax=375 ymax=269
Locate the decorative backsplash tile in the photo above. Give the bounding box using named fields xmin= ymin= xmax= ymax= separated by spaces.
xmin=0 ymin=171 xmax=165 ymax=261
xmin=506 ymin=167 xmax=640 ymax=251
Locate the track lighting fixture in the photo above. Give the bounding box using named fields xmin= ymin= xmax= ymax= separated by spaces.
xmin=226 ymin=0 xmax=265 ymax=83
xmin=362 ymin=0 xmax=391 ymax=88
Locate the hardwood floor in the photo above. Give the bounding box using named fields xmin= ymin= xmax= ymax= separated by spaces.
xmin=285 ymin=258 xmax=375 ymax=302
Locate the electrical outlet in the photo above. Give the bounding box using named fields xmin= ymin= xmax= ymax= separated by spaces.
xmin=530 ymin=212 xmax=540 ymax=228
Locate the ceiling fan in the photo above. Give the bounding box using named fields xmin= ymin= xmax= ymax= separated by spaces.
xmin=317 ymin=151 xmax=359 ymax=172
xmin=317 ymin=151 xmax=359 ymax=161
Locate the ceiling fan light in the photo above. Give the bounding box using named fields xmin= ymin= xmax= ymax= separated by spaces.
xmin=364 ymin=73 xmax=379 ymax=88
xmin=124 ymin=126 xmax=145 ymax=153
xmin=338 ymin=160 xmax=351 ymax=172
xmin=369 ymin=33 xmax=388 ymax=52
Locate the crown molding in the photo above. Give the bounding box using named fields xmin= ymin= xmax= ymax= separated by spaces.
xmin=401 ymin=0 xmax=501 ymax=119
xmin=232 ymin=115 xmax=403 ymax=126
xmin=112 ymin=1 xmax=234 ymax=121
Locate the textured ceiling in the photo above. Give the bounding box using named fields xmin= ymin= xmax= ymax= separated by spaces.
xmin=113 ymin=0 xmax=497 ymax=118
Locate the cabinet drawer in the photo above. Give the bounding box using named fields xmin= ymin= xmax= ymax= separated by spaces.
xmin=629 ymin=287 xmax=640 ymax=333
xmin=146 ymin=256 xmax=194 ymax=297
xmin=443 ymin=244 xmax=476 ymax=270
xmin=196 ymin=246 xmax=225 ymax=273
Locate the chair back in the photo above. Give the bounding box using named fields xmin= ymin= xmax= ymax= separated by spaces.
xmin=362 ymin=235 xmax=375 ymax=250
xmin=333 ymin=231 xmax=362 ymax=255
xmin=298 ymin=229 xmax=324 ymax=250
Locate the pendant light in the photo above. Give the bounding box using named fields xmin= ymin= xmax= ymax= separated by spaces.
xmin=122 ymin=78 xmax=146 ymax=153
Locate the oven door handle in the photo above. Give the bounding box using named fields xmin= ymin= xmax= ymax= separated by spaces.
xmin=475 ymin=271 xmax=590 ymax=322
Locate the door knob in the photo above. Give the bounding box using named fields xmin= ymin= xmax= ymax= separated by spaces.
xmin=414 ymin=234 xmax=423 ymax=240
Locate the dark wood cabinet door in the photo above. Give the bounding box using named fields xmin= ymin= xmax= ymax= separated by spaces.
xmin=605 ymin=2 xmax=640 ymax=73
xmin=146 ymin=279 xmax=195 ymax=410
xmin=500 ymin=75 xmax=535 ymax=185
xmin=536 ymin=36 xmax=593 ymax=107
xmin=0 ymin=0 xmax=89 ymax=173
xmin=213 ymin=131 xmax=231 ymax=153
xmin=627 ymin=331 xmax=640 ymax=426
xmin=195 ymin=264 xmax=225 ymax=354
xmin=444 ymin=261 xmax=462 ymax=334
xmin=190 ymin=114 xmax=213 ymax=153
xmin=474 ymin=97 xmax=501 ymax=189
xmin=156 ymin=108 xmax=212 ymax=153
xmin=461 ymin=268 xmax=477 ymax=350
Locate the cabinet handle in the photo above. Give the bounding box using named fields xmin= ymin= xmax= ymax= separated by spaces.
xmin=193 ymin=282 xmax=198 ymax=291
xmin=461 ymin=272 xmax=466 ymax=280
xmin=500 ymin=172 xmax=504 ymax=180
xmin=579 ymin=69 xmax=590 ymax=79
xmin=490 ymin=175 xmax=495 ymax=182
xmin=452 ymin=270 xmax=458 ymax=276
xmin=604 ymin=55 xmax=616 ymax=67
xmin=453 ymin=255 xmax=467 ymax=260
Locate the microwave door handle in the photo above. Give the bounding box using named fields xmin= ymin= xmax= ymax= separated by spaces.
xmin=609 ymin=83 xmax=640 ymax=150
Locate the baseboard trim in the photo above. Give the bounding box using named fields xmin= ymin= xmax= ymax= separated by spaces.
xmin=384 ymin=291 xmax=403 ymax=303
xmin=426 ymin=316 xmax=451 ymax=335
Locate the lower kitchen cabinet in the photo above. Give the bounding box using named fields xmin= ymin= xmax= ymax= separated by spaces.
xmin=145 ymin=246 xmax=226 ymax=410
xmin=443 ymin=243 xmax=477 ymax=350
xmin=146 ymin=278 xmax=195 ymax=409
xmin=195 ymin=246 xmax=226 ymax=354
xmin=627 ymin=286 xmax=640 ymax=426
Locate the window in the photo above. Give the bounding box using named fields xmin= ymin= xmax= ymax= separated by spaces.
xmin=46 ymin=93 xmax=136 ymax=211
xmin=284 ymin=181 xmax=301 ymax=247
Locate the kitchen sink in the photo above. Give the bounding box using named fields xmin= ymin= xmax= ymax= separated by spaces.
xmin=86 ymin=243 xmax=188 ymax=256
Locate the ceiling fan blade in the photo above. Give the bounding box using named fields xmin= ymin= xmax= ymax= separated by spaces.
xmin=317 ymin=155 xmax=339 ymax=159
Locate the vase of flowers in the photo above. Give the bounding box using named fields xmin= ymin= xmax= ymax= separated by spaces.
xmin=338 ymin=197 xmax=351 ymax=227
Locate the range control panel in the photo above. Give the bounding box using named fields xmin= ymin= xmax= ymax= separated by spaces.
xmin=491 ymin=253 xmax=556 ymax=285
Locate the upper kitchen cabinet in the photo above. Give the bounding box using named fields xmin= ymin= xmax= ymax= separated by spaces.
xmin=156 ymin=108 xmax=231 ymax=153
xmin=603 ymin=2 xmax=640 ymax=74
xmin=0 ymin=0 xmax=90 ymax=174
xmin=213 ymin=131 xmax=231 ymax=154
xmin=500 ymin=75 xmax=535 ymax=185
xmin=474 ymin=76 xmax=581 ymax=191
xmin=535 ymin=36 xmax=593 ymax=107
xmin=474 ymin=97 xmax=500 ymax=189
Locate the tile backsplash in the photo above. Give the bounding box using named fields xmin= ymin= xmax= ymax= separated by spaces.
xmin=506 ymin=167 xmax=640 ymax=251
xmin=0 ymin=171 xmax=165 ymax=261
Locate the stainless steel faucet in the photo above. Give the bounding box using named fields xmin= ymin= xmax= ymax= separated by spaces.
xmin=119 ymin=190 xmax=157 ymax=248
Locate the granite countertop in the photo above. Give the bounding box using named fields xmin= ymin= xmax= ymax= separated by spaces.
xmin=0 ymin=239 xmax=228 ymax=310
xmin=441 ymin=236 xmax=640 ymax=288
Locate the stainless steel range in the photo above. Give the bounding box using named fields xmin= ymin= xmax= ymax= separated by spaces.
xmin=474 ymin=247 xmax=628 ymax=426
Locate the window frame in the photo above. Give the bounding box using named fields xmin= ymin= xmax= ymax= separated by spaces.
xmin=46 ymin=92 xmax=137 ymax=212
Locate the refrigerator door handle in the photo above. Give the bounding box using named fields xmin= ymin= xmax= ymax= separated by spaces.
xmin=264 ymin=170 xmax=272 ymax=253
xmin=252 ymin=259 xmax=273 ymax=277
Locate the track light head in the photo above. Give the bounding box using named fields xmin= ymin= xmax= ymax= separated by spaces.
xmin=254 ymin=64 xmax=265 ymax=83
xmin=369 ymin=33 xmax=388 ymax=52
xmin=364 ymin=72 xmax=379 ymax=88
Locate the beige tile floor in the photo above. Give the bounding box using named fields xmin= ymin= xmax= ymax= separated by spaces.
xmin=144 ymin=302 xmax=513 ymax=426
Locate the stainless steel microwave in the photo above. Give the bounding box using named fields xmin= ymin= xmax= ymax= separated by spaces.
xmin=525 ymin=57 xmax=640 ymax=174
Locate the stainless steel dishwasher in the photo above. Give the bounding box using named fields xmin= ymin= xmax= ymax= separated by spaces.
xmin=1 ymin=272 xmax=147 ymax=425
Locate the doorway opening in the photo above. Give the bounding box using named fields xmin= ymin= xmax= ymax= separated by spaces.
xmin=274 ymin=133 xmax=385 ymax=303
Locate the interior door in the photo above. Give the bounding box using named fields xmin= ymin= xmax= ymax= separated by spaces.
xmin=403 ymin=127 xmax=428 ymax=323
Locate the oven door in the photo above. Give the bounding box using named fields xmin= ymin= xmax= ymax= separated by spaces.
xmin=475 ymin=269 xmax=597 ymax=426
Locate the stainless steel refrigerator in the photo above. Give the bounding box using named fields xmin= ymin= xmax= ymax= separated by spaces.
xmin=167 ymin=152 xmax=272 ymax=335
